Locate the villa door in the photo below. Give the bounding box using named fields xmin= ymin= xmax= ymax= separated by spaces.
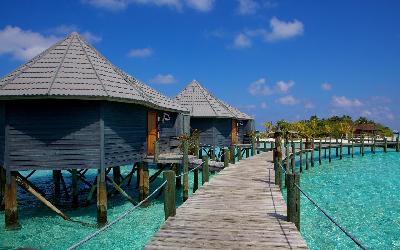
xmin=231 ymin=119 xmax=237 ymax=145
xmin=147 ymin=111 xmax=157 ymax=155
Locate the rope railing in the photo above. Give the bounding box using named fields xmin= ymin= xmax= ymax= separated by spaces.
xmin=278 ymin=163 xmax=368 ymax=249
xmin=175 ymin=163 xmax=203 ymax=178
xmin=67 ymin=180 xmax=168 ymax=250
xmin=294 ymin=183 xmax=368 ymax=250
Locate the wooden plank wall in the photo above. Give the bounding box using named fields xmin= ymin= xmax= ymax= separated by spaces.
xmin=191 ymin=118 xmax=232 ymax=147
xmin=103 ymin=102 xmax=147 ymax=167
xmin=158 ymin=111 xmax=180 ymax=153
xmin=214 ymin=118 xmax=232 ymax=147
xmin=6 ymin=100 xmax=101 ymax=171
xmin=0 ymin=103 xmax=4 ymax=166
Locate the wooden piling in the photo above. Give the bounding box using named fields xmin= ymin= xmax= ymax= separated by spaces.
xmin=305 ymin=150 xmax=309 ymax=170
xmin=202 ymin=156 xmax=209 ymax=184
xmin=183 ymin=141 xmax=189 ymax=202
xmin=193 ymin=166 xmax=199 ymax=193
xmin=340 ymin=138 xmax=343 ymax=160
xmin=71 ymin=169 xmax=79 ymax=208
xmin=53 ymin=170 xmax=61 ymax=200
xmin=154 ymin=140 xmax=160 ymax=163
xmin=163 ymin=170 xmax=176 ymax=220
xmin=311 ymin=139 xmax=315 ymax=167
xmin=285 ymin=140 xmax=290 ymax=173
xmin=113 ymin=166 xmax=121 ymax=185
xmin=251 ymin=141 xmax=256 ymax=156
xmin=174 ymin=164 xmax=182 ymax=188
xmin=5 ymin=172 xmax=18 ymax=229
xmin=329 ymin=138 xmax=332 ymax=163
xmin=318 ymin=141 xmax=322 ymax=165
xmin=229 ymin=145 xmax=236 ymax=164
xmin=0 ymin=167 xmax=5 ymax=211
xmin=287 ymin=172 xmax=300 ymax=230
xmin=373 ymin=136 xmax=376 ymax=154
xmin=291 ymin=141 xmax=295 ymax=173
xmin=361 ymin=135 xmax=365 ymax=156
xmin=237 ymin=145 xmax=242 ymax=161
xmin=263 ymin=141 xmax=267 ymax=151
xmin=210 ymin=146 xmax=216 ymax=161
xmin=324 ymin=137 xmax=327 ymax=159
xmin=335 ymin=138 xmax=339 ymax=157
xmin=139 ymin=162 xmax=150 ymax=201
xmin=274 ymin=131 xmax=283 ymax=189
xmin=351 ymin=137 xmax=354 ymax=158
xmin=224 ymin=148 xmax=230 ymax=168
xmin=97 ymin=169 xmax=107 ymax=225
xmin=396 ymin=136 xmax=399 ymax=152
xmin=299 ymin=139 xmax=303 ymax=172
xmin=245 ymin=148 xmax=250 ymax=158
xmin=384 ymin=138 xmax=388 ymax=153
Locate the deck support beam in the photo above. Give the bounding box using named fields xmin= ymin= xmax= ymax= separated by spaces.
xmin=97 ymin=169 xmax=107 ymax=226
xmin=139 ymin=162 xmax=149 ymax=202
xmin=71 ymin=169 xmax=79 ymax=208
xmin=0 ymin=167 xmax=5 ymax=211
xmin=53 ymin=170 xmax=61 ymax=200
xmin=5 ymin=171 xmax=19 ymax=229
xmin=287 ymin=172 xmax=300 ymax=230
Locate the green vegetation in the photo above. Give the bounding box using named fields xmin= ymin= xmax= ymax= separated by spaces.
xmin=261 ymin=116 xmax=393 ymax=139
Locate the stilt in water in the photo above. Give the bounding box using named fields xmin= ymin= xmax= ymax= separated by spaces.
xmin=174 ymin=163 xmax=182 ymax=188
xmin=318 ymin=141 xmax=322 ymax=165
xmin=361 ymin=135 xmax=365 ymax=156
xmin=5 ymin=171 xmax=19 ymax=229
xmin=1 ymin=167 xmax=6 ymax=211
xmin=285 ymin=138 xmax=290 ymax=173
xmin=351 ymin=136 xmax=354 ymax=158
xmin=384 ymin=137 xmax=388 ymax=153
xmin=291 ymin=141 xmax=295 ymax=173
xmin=97 ymin=168 xmax=107 ymax=226
xmin=182 ymin=141 xmax=189 ymax=202
xmin=299 ymin=139 xmax=303 ymax=172
xmin=340 ymin=138 xmax=343 ymax=160
xmin=113 ymin=166 xmax=121 ymax=185
xmin=305 ymin=150 xmax=309 ymax=170
xmin=324 ymin=137 xmax=327 ymax=159
xmin=396 ymin=136 xmax=399 ymax=152
xmin=139 ymin=162 xmax=150 ymax=202
xmin=71 ymin=169 xmax=79 ymax=208
xmin=311 ymin=139 xmax=315 ymax=167
xmin=329 ymin=137 xmax=332 ymax=163
xmin=53 ymin=170 xmax=61 ymax=200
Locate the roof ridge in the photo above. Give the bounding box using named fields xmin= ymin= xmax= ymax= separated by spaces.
xmin=47 ymin=33 xmax=74 ymax=95
xmin=0 ymin=34 xmax=71 ymax=91
xmin=76 ymin=34 xmax=110 ymax=97
xmin=198 ymin=83 xmax=237 ymax=118
xmin=197 ymin=83 xmax=220 ymax=117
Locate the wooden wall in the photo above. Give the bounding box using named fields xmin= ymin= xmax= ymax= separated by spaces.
xmin=0 ymin=103 xmax=4 ymax=167
xmin=238 ymin=119 xmax=254 ymax=144
xmin=191 ymin=118 xmax=232 ymax=147
xmin=158 ymin=111 xmax=179 ymax=153
xmin=103 ymin=102 xmax=147 ymax=167
xmin=6 ymin=100 xmax=101 ymax=171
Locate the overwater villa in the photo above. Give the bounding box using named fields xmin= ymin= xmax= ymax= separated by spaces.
xmin=0 ymin=32 xmax=188 ymax=227
xmin=175 ymin=80 xmax=254 ymax=149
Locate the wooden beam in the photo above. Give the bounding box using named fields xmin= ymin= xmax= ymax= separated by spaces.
xmin=71 ymin=169 xmax=79 ymax=208
xmin=182 ymin=141 xmax=189 ymax=202
xmin=5 ymin=172 xmax=18 ymax=229
xmin=105 ymin=176 xmax=137 ymax=206
xmin=163 ymin=170 xmax=176 ymax=220
xmin=97 ymin=169 xmax=107 ymax=226
xmin=53 ymin=170 xmax=61 ymax=200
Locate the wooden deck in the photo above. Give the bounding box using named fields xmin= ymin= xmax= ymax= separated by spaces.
xmin=146 ymin=151 xmax=308 ymax=249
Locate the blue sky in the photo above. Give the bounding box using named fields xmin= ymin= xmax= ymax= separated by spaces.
xmin=0 ymin=0 xmax=399 ymax=130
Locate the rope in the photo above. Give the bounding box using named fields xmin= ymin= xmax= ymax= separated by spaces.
xmin=276 ymin=160 xmax=367 ymax=250
xmin=175 ymin=163 xmax=203 ymax=178
xmin=67 ymin=180 xmax=167 ymax=250
xmin=294 ymin=183 xmax=368 ymax=250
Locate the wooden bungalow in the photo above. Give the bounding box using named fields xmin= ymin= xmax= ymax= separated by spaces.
xmin=354 ymin=123 xmax=377 ymax=136
xmin=175 ymin=80 xmax=254 ymax=148
xmin=0 ymin=32 xmax=188 ymax=228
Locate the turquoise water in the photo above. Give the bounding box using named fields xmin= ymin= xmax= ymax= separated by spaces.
xmin=282 ymin=147 xmax=400 ymax=249
xmin=0 ymin=166 xmax=216 ymax=250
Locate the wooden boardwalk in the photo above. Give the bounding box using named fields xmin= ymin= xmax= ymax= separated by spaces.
xmin=146 ymin=151 xmax=308 ymax=249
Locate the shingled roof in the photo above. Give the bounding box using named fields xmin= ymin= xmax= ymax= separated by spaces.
xmin=0 ymin=32 xmax=187 ymax=113
xmin=175 ymin=80 xmax=253 ymax=120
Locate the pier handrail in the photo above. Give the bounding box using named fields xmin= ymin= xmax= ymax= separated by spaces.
xmin=279 ymin=165 xmax=368 ymax=250
xmin=67 ymin=180 xmax=168 ymax=250
xmin=175 ymin=163 xmax=203 ymax=178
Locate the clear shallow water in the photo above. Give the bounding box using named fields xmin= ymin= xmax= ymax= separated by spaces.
xmin=282 ymin=147 xmax=400 ymax=250
xmin=0 ymin=147 xmax=252 ymax=250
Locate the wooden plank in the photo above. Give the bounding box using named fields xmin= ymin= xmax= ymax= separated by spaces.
xmin=146 ymin=152 xmax=308 ymax=249
xmin=147 ymin=111 xmax=158 ymax=156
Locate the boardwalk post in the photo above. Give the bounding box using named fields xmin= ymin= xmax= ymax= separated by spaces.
xmin=5 ymin=172 xmax=19 ymax=229
xmin=202 ymin=156 xmax=209 ymax=184
xmin=361 ymin=135 xmax=365 ymax=156
xmin=263 ymin=141 xmax=267 ymax=151
xmin=245 ymin=147 xmax=250 ymax=158
xmin=199 ymin=147 xmax=203 ymax=159
xmin=194 ymin=139 xmax=200 ymax=159
xmin=324 ymin=137 xmax=327 ymax=159
xmin=340 ymin=138 xmax=343 ymax=160
xmin=53 ymin=170 xmax=61 ymax=200
xmin=113 ymin=166 xmax=121 ymax=185
xmin=335 ymin=138 xmax=339 ymax=157
xmin=238 ymin=145 xmax=242 ymax=161
xmin=274 ymin=129 xmax=283 ymax=189
xmin=329 ymin=137 xmax=332 ymax=163
xmin=224 ymin=148 xmax=230 ymax=168
xmin=97 ymin=168 xmax=107 ymax=225
xmin=71 ymin=169 xmax=79 ymax=208
xmin=210 ymin=146 xmax=216 ymax=161
xmin=230 ymin=145 xmax=236 ymax=164
xmin=287 ymin=172 xmax=300 ymax=230
xmin=291 ymin=141 xmax=295 ymax=173
xmin=311 ymin=139 xmax=315 ymax=167
xmin=396 ymin=136 xmax=399 ymax=152
xmin=285 ymin=139 xmax=290 ymax=173
xmin=163 ymin=170 xmax=176 ymax=220
xmin=318 ymin=141 xmax=322 ymax=165
xmin=193 ymin=166 xmax=199 ymax=193
xmin=351 ymin=137 xmax=354 ymax=158
xmin=183 ymin=140 xmax=189 ymax=202
xmin=305 ymin=149 xmax=309 ymax=170
xmin=372 ymin=136 xmax=376 ymax=154
xmin=139 ymin=162 xmax=150 ymax=201
xmin=299 ymin=139 xmax=303 ymax=172
xmin=154 ymin=140 xmax=160 ymax=163
xmin=384 ymin=137 xmax=388 ymax=153
xmin=251 ymin=141 xmax=256 ymax=156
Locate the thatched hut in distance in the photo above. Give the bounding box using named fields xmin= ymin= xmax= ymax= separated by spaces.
xmin=354 ymin=124 xmax=377 ymax=136
xmin=0 ymin=32 xmax=188 ymax=227
xmin=175 ymin=80 xmax=254 ymax=149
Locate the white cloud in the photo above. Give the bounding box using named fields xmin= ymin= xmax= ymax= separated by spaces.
xmin=332 ymin=96 xmax=363 ymax=108
xmin=81 ymin=31 xmax=102 ymax=43
xmin=0 ymin=26 xmax=59 ymax=61
xmin=248 ymin=78 xmax=273 ymax=96
xmin=83 ymin=0 xmax=214 ymax=11
xmin=275 ymin=80 xmax=294 ymax=93
xmin=304 ymin=101 xmax=314 ymax=109
xmin=237 ymin=0 xmax=259 ymax=15
xmin=276 ymin=95 xmax=299 ymax=105
xmin=150 ymin=74 xmax=177 ymax=84
xmin=233 ymin=33 xmax=252 ymax=48
xmin=51 ymin=25 xmax=102 ymax=43
xmin=321 ymin=82 xmax=332 ymax=91
xmin=266 ymin=17 xmax=304 ymax=42
xmin=128 ymin=48 xmax=153 ymax=58
xmin=185 ymin=0 xmax=215 ymax=12
xmin=260 ymin=101 xmax=267 ymax=109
